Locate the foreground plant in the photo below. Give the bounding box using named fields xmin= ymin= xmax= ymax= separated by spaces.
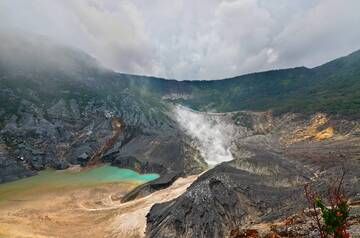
xmin=304 ymin=171 xmax=350 ymax=238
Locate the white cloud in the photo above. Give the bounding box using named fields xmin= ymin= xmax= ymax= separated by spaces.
xmin=1 ymin=0 xmax=360 ymax=80
xmin=272 ymin=0 xmax=360 ymax=68
xmin=65 ymin=1 xmax=155 ymax=74
xmin=266 ymin=48 xmax=278 ymax=64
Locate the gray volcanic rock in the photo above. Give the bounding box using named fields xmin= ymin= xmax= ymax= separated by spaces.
xmin=146 ymin=111 xmax=360 ymax=238
xmin=110 ymin=134 xmax=207 ymax=201
xmin=146 ymin=164 xmax=306 ymax=238
xmin=0 ymin=76 xmax=206 ymax=184
xmin=0 ymin=33 xmax=359 ymax=238
xmin=0 ymin=141 xmax=34 ymax=183
xmin=47 ymin=99 xmax=71 ymax=119
xmin=0 ymin=33 xmax=207 ymax=183
xmin=146 ymin=158 xmax=360 ymax=238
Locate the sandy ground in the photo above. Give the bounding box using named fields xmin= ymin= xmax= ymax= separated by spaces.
xmin=107 ymin=175 xmax=198 ymax=238
xmin=0 ymin=175 xmax=198 ymax=238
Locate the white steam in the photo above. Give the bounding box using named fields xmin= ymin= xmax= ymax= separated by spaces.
xmin=173 ymin=105 xmax=234 ymax=166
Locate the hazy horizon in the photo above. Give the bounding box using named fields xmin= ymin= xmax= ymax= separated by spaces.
xmin=1 ymin=0 xmax=360 ymax=80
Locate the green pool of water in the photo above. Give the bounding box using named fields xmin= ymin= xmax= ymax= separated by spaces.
xmin=0 ymin=165 xmax=159 ymax=202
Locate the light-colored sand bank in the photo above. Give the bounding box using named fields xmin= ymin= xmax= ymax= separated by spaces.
xmin=0 ymin=170 xmax=197 ymax=238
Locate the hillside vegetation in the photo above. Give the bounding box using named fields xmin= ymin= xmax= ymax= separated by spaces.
xmin=165 ymin=50 xmax=360 ymax=116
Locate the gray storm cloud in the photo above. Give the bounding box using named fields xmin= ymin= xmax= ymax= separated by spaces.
xmin=1 ymin=0 xmax=360 ymax=80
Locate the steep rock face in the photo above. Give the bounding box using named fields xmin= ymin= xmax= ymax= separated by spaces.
xmin=0 ymin=142 xmax=34 ymax=183
xmin=146 ymin=165 xmax=306 ymax=238
xmin=118 ymin=136 xmax=207 ymax=202
xmin=2 ymin=33 xmax=360 ymax=184
xmin=0 ymin=94 xmax=205 ymax=183
xmin=0 ymin=32 xmax=210 ymax=184
xmin=0 ymin=34 xmax=206 ymax=183
xmin=146 ymin=111 xmax=360 ymax=238
xmin=0 ymin=32 xmax=359 ymax=238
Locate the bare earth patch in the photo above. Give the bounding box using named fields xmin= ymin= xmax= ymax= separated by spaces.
xmin=0 ymin=175 xmax=198 ymax=238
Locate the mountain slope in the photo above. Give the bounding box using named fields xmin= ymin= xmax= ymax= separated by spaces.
xmin=0 ymin=33 xmax=206 ymax=183
xmin=161 ymin=50 xmax=360 ymax=115
xmin=146 ymin=111 xmax=360 ymax=238
xmin=1 ymin=32 xmax=360 ymax=184
xmin=0 ymin=33 xmax=360 ymax=237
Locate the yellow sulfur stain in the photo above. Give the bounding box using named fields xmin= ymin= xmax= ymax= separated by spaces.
xmin=282 ymin=114 xmax=335 ymax=145
xmin=314 ymin=127 xmax=334 ymax=141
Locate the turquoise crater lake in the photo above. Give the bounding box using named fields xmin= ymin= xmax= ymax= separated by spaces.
xmin=0 ymin=165 xmax=159 ymax=202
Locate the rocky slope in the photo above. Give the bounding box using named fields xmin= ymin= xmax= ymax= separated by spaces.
xmin=1 ymin=32 xmax=360 ymax=237
xmin=0 ymin=33 xmax=206 ymax=184
xmin=146 ymin=111 xmax=360 ymax=238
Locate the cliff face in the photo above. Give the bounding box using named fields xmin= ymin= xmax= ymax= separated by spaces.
xmin=0 ymin=90 xmax=206 ymax=183
xmin=146 ymin=111 xmax=360 ymax=238
xmin=1 ymin=33 xmax=360 ymax=237
xmin=0 ymin=33 xmax=206 ymax=184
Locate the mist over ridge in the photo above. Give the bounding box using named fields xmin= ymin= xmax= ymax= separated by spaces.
xmin=1 ymin=0 xmax=360 ymax=80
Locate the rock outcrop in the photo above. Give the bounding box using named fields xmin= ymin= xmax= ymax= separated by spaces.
xmin=146 ymin=111 xmax=360 ymax=238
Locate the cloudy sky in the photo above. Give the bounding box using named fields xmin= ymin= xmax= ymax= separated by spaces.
xmin=1 ymin=0 xmax=360 ymax=80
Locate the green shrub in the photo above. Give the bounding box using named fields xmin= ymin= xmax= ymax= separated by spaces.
xmin=315 ymin=197 xmax=350 ymax=238
xmin=304 ymin=171 xmax=350 ymax=238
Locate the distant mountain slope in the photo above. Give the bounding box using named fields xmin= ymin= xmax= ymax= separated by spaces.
xmin=1 ymin=31 xmax=360 ymax=183
xmin=163 ymin=49 xmax=360 ymax=116
xmin=3 ymin=31 xmax=359 ymax=118
xmin=0 ymin=32 xmax=171 ymax=129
